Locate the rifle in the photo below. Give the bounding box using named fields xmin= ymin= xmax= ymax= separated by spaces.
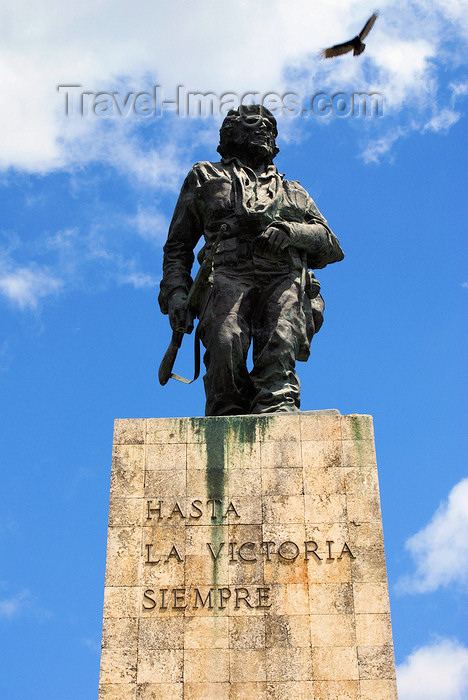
xmin=158 ymin=224 xmax=226 ymax=385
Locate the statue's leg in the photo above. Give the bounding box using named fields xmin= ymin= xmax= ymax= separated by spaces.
xmin=250 ymin=270 xmax=306 ymax=413
xmin=199 ymin=267 xmax=255 ymax=416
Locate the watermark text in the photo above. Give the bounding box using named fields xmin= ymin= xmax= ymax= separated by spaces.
xmin=57 ymin=85 xmax=384 ymax=119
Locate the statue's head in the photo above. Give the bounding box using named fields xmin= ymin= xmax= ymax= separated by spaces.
xmin=217 ymin=104 xmax=279 ymax=164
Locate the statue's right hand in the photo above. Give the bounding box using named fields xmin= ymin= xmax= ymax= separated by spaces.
xmin=167 ymin=290 xmax=190 ymax=332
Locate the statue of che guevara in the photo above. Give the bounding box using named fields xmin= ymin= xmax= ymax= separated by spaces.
xmin=158 ymin=104 xmax=344 ymax=416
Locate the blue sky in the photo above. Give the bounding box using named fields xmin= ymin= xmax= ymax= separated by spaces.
xmin=0 ymin=1 xmax=467 ymax=698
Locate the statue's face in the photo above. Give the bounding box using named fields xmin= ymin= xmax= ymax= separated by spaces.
xmin=229 ymin=114 xmax=277 ymax=161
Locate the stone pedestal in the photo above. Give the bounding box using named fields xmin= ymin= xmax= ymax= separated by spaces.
xmin=99 ymin=413 xmax=397 ymax=699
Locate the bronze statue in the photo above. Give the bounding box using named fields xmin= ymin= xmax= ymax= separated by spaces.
xmin=159 ymin=105 xmax=344 ymax=416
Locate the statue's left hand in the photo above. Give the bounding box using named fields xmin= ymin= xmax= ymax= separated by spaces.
xmin=258 ymin=226 xmax=290 ymax=254
xmin=167 ymin=290 xmax=192 ymax=333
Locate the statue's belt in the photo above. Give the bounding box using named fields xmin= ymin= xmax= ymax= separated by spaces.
xmin=207 ymin=235 xmax=303 ymax=269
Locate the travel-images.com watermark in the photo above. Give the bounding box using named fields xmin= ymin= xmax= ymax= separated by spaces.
xmin=57 ymin=86 xmax=384 ymax=119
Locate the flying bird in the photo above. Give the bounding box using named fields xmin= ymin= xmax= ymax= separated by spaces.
xmin=320 ymin=12 xmax=379 ymax=59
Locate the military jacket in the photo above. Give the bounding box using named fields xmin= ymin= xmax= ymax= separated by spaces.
xmin=159 ymin=158 xmax=344 ymax=313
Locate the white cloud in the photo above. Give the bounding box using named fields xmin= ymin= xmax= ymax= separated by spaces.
xmin=64 ymin=124 xmax=190 ymax=191
xmin=363 ymin=37 xmax=437 ymax=111
xmin=0 ymin=0 xmax=466 ymax=173
xmin=398 ymin=477 xmax=468 ymax=593
xmin=0 ymin=261 xmax=62 ymax=309
xmin=361 ymin=128 xmax=406 ymax=164
xmin=0 ymin=589 xmax=32 ymax=619
xmin=0 ymin=215 xmax=161 ymax=312
xmin=424 ymin=108 xmax=461 ymax=132
xmin=397 ymin=638 xmax=468 ymax=700
xmin=118 ymin=271 xmax=159 ymax=289
xmin=0 ymin=587 xmax=52 ymax=622
xmin=131 ymin=208 xmax=169 ymax=244
xmin=450 ymin=81 xmax=468 ymax=100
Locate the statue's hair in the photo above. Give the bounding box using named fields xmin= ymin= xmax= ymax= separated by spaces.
xmin=217 ymin=104 xmax=279 ymax=161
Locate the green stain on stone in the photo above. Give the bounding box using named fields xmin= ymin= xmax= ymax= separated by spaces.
xmin=189 ymin=417 xmax=229 ymax=588
xmin=348 ymin=415 xmax=373 ymax=467
xmin=349 ymin=415 xmax=363 ymax=442
xmin=226 ymin=415 xmax=258 ymax=446
xmin=204 ymin=418 xmax=226 ymax=504
xmin=188 ymin=414 xmax=276 ymax=588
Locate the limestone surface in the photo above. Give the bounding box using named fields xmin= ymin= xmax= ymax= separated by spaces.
xmin=99 ymin=414 xmax=397 ymax=699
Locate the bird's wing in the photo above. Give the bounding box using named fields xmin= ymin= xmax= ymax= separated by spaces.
xmin=359 ymin=11 xmax=379 ymax=40
xmin=320 ymin=40 xmax=354 ymax=59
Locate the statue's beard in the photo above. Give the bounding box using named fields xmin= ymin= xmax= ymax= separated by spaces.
xmin=232 ymin=134 xmax=276 ymax=165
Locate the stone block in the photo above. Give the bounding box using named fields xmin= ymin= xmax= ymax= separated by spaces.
xmin=229 ymin=558 xmax=265 ymax=587
xmin=102 ymin=618 xmax=139 ymax=649
xmin=259 ymin=414 xmax=301 ymax=441
xmin=264 ymin=556 xmax=309 ymax=585
xmin=184 ymin=683 xmax=230 ymax=700
xmin=262 ymin=495 xmax=305 ymax=524
xmin=229 ymin=682 xmax=267 ymax=699
xmin=144 ymin=469 xmax=186 ymax=499
xmin=353 ymin=582 xmax=391 ymax=615
xmin=185 ymin=553 xmax=229 ymax=585
xmin=188 ymin=441 xmax=261 ymax=472
xmin=347 ymin=492 xmax=382 ymax=523
xmin=146 ymin=417 xmax=188 ymax=444
xmin=260 ymin=439 xmax=302 ymax=469
xmin=228 ymin=496 xmax=263 ymax=524
xmin=103 ymin=586 xmax=140 ymax=619
xmin=229 ymin=615 xmax=265 ymax=649
xmin=137 ymin=683 xmax=183 ymax=700
xmin=109 ymin=498 xmax=143 ymax=527
xmin=301 ymin=414 xmax=342 ymax=441
xmin=342 ymin=439 xmax=377 ymax=468
xmin=303 ymin=465 xmax=345 ymax=496
xmin=304 ymin=493 xmax=347 ymax=524
xmin=351 ymin=548 xmax=388 ymax=582
xmin=262 ymin=467 xmax=304 ymax=495
xmin=183 ymin=649 xmax=230 ymax=683
xmin=185 ymin=615 xmax=229 ymax=649
xmin=355 ymin=614 xmax=394 ymax=647
xmin=308 ymin=583 xmax=354 ymax=615
xmin=357 ymin=645 xmax=397 ymax=680
xmin=266 ymin=681 xmax=314 ymax=699
xmin=138 ymin=617 xmax=184 ymax=650
xmin=185 ymin=524 xmax=227 ymax=556
xmin=346 ymin=521 xmax=384 ymax=550
xmin=309 ymin=613 xmax=356 ymax=646
xmin=341 ymin=415 xmax=374 ymax=442
xmin=265 ymin=613 xmax=311 ymax=648
xmin=307 ymin=556 xmax=353 ymax=584
xmin=100 ymin=649 xmax=137 ymax=684
xmin=137 ymin=649 xmax=183 ymax=684
xmin=114 ymin=419 xmax=145 ymax=445
xmin=268 ymin=583 xmax=309 ymax=616
xmin=99 ymin=684 xmax=137 ymax=699
xmin=313 ymin=680 xmax=360 ymax=699
xmin=145 ymin=443 xmax=186 ymax=471
xmin=230 ymin=649 xmax=267 ymax=682
xmin=105 ymin=526 xmax=141 ymax=586
xmin=312 ymin=646 xmax=359 ymax=681
xmin=360 ymin=678 xmax=399 ymax=699
xmin=111 ymin=445 xmax=145 ymax=499
xmin=302 ymin=440 xmax=343 ymax=470
xmin=265 ymin=647 xmax=313 ymax=682
xmin=228 ymin=467 xmax=263 ymax=498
